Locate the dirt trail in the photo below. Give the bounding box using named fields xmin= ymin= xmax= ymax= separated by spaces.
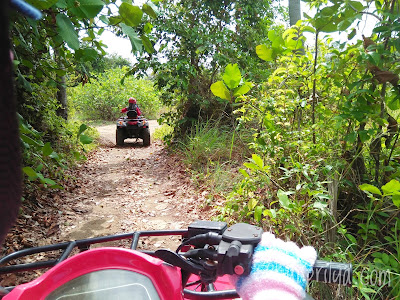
xmin=55 ymin=121 xmax=208 ymax=249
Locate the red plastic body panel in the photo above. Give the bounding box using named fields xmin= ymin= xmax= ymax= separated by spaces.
xmin=4 ymin=248 xmax=183 ymax=300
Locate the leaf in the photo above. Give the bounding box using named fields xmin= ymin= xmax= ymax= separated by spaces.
xmin=210 ymin=81 xmax=230 ymax=100
xmin=358 ymin=130 xmax=369 ymax=143
xmin=20 ymin=133 xmax=43 ymax=147
xmin=313 ymin=201 xmax=328 ymax=210
xmin=243 ymin=162 xmax=259 ymax=171
xmin=346 ymin=233 xmax=357 ymax=245
xmin=119 ymin=3 xmax=143 ymax=27
xmin=248 ymin=198 xmax=258 ymax=211
xmin=17 ymin=73 xmax=32 ymax=92
xmin=238 ymin=168 xmax=249 ymax=178
xmin=49 ymin=152 xmax=60 ymax=160
xmin=348 ymin=28 xmax=356 ymax=40
xmin=233 ymin=82 xmax=254 ymax=96
xmin=256 ymin=44 xmax=273 ymax=61
xmin=344 ymin=131 xmax=357 ymax=143
xmin=99 ymin=15 xmax=109 ymax=25
xmin=42 ymin=142 xmax=53 ymax=156
xmin=359 ymin=184 xmax=382 ymax=196
xmin=120 ymin=23 xmax=143 ymax=52
xmin=252 ymin=154 xmax=263 ymax=169
xmin=22 ymin=167 xmax=37 ymax=178
xmin=77 ymin=124 xmax=88 ymax=137
xmin=277 ymin=190 xmax=290 ymax=209
xmin=254 ymin=206 xmax=263 ymax=222
xmin=144 ymin=22 xmax=154 ymax=34
xmin=80 ymin=134 xmax=93 ymax=144
xmin=43 ymin=178 xmax=57 ymax=186
xmin=373 ymin=25 xmax=389 ymax=33
xmin=387 ymin=95 xmax=400 ymax=111
xmin=67 ymin=0 xmax=104 ymax=19
xmin=141 ymin=34 xmax=155 ymax=54
xmin=393 ymin=193 xmax=400 ymax=208
xmin=223 ymin=64 xmax=242 ymax=89
xmin=382 ymin=180 xmax=400 ymax=195
xmin=56 ymin=14 xmax=79 ymax=50
xmin=30 ymin=0 xmax=58 ymax=9
xmin=142 ymin=3 xmax=157 ymax=18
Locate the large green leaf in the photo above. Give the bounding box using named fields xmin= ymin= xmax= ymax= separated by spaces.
xmin=277 ymin=190 xmax=290 ymax=209
xmin=22 ymin=167 xmax=38 ymax=178
xmin=222 ymin=64 xmax=241 ymax=89
xmin=210 ymin=81 xmax=230 ymax=100
xmin=29 ymin=0 xmax=58 ymax=9
xmin=252 ymin=154 xmax=264 ymax=169
xmin=119 ymin=3 xmax=143 ymax=27
xmin=20 ymin=133 xmax=43 ymax=147
xmin=67 ymin=0 xmax=104 ymax=19
xmin=233 ymin=82 xmax=254 ymax=96
xmin=56 ymin=14 xmax=79 ymax=50
xmin=256 ymin=44 xmax=273 ymax=61
xmin=141 ymin=35 xmax=155 ymax=53
xmin=382 ymin=180 xmax=400 ymax=195
xmin=120 ymin=23 xmax=143 ymax=52
xmin=359 ymin=184 xmax=382 ymax=196
xmin=393 ymin=193 xmax=400 ymax=208
xmin=75 ymin=48 xmax=98 ymax=62
xmin=77 ymin=124 xmax=88 ymax=137
xmin=80 ymin=134 xmax=93 ymax=144
xmin=42 ymin=142 xmax=54 ymax=156
xmin=142 ymin=3 xmax=157 ymax=18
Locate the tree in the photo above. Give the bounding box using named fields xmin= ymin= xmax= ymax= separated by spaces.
xmin=133 ymin=0 xmax=275 ymax=134
xmin=10 ymin=0 xmax=157 ymax=127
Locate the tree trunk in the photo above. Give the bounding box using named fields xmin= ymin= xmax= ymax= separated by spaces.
xmin=289 ymin=0 xmax=301 ymax=26
xmin=56 ymin=74 xmax=68 ymax=120
xmin=54 ymin=48 xmax=68 ymax=120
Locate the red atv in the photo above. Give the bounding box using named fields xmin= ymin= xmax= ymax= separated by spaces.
xmin=0 ymin=221 xmax=352 ymax=299
xmin=116 ymin=109 xmax=150 ymax=146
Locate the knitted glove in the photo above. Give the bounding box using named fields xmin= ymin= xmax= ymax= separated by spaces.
xmin=233 ymin=232 xmax=317 ymax=300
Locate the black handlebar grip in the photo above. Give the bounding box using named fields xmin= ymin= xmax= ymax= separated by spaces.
xmin=309 ymin=260 xmax=352 ymax=286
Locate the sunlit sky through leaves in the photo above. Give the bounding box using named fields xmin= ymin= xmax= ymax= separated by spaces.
xmin=101 ymin=1 xmax=378 ymax=62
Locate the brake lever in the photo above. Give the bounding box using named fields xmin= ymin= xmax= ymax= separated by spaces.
xmin=154 ymin=249 xmax=206 ymax=275
xmin=182 ymin=248 xmax=217 ymax=260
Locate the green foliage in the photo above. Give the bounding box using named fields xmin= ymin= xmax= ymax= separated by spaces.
xmin=133 ymin=0 xmax=275 ymax=135
xmin=176 ymin=120 xmax=252 ymax=207
xmin=68 ymin=67 xmax=162 ymax=120
xmin=207 ymin=1 xmax=400 ymax=298
xmin=20 ymin=114 xmax=95 ymax=192
xmin=210 ymin=64 xmax=254 ymax=101
xmin=178 ymin=120 xmax=248 ymax=169
xmin=152 ymin=124 xmax=174 ymax=141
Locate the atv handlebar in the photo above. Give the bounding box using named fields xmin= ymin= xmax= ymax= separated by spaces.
xmin=0 ymin=221 xmax=352 ymax=299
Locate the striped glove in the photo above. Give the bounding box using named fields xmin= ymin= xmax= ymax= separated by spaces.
xmin=233 ymin=232 xmax=317 ymax=300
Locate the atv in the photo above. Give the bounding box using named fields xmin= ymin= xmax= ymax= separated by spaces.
xmin=116 ymin=110 xmax=150 ymax=146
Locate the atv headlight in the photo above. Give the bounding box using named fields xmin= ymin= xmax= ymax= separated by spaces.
xmin=117 ymin=120 xmax=124 ymax=126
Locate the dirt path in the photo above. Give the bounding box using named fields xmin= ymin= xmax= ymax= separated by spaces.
xmin=54 ymin=121 xmax=209 ymax=249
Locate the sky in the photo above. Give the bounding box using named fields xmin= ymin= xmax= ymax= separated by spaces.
xmin=100 ymin=1 xmax=379 ymax=61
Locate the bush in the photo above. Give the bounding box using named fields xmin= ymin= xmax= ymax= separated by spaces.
xmin=68 ymin=67 xmax=162 ymax=121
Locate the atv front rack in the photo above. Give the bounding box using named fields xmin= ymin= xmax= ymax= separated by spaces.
xmin=0 ymin=229 xmax=188 ymax=274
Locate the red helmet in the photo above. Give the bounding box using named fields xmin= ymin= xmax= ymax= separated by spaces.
xmin=128 ymin=97 xmax=137 ymax=104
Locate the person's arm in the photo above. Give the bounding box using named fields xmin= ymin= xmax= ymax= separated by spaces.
xmin=121 ymin=107 xmax=127 ymax=113
xmin=136 ymin=106 xmax=142 ymax=116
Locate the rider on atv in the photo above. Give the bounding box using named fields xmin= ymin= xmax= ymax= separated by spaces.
xmin=121 ymin=97 xmax=142 ymax=117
